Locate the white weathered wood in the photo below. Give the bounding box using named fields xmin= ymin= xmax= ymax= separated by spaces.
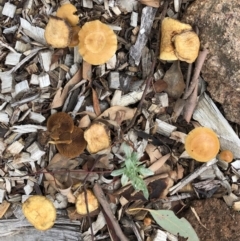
xmin=5 ymin=52 xmax=22 ymax=66
xmin=38 ymin=73 xmax=50 ymax=88
xmin=108 ymin=71 xmax=120 ymax=89
xmin=26 ymin=142 xmax=45 ymax=160
xmin=39 ymin=50 xmax=52 ymax=72
xmin=193 ymin=93 xmax=240 ymax=158
xmin=15 ymin=41 xmax=31 ymax=53
xmin=155 ymin=119 xmax=177 ymax=137
xmin=29 ymin=112 xmax=46 ymax=123
xmin=15 ymin=80 xmax=29 ymax=96
xmin=2 ymin=2 xmax=16 ymax=18
xmin=130 ymin=12 xmax=138 ymax=27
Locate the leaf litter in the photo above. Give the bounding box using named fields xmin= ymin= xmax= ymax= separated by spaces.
xmin=0 ymin=0 xmax=240 ymax=241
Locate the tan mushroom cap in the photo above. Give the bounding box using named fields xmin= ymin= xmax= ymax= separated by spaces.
xmin=185 ymin=127 xmax=220 ymax=162
xmin=159 ymin=17 xmax=192 ymax=61
xmin=76 ymin=189 xmax=99 ymax=215
xmin=56 ymin=126 xmax=87 ymax=158
xmin=47 ymin=112 xmax=74 ymax=139
xmin=219 ymin=150 xmax=233 ymax=163
xmin=22 ymin=195 xmax=56 ymax=231
xmin=173 ymin=31 xmax=200 ymax=63
xmin=56 ymin=3 xmax=79 ymax=27
xmin=44 ymin=16 xmax=72 ymax=48
xmin=84 ymin=121 xmax=111 ymax=154
xmin=78 ymin=20 xmax=117 ymax=65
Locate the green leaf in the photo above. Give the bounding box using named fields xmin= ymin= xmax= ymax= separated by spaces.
xmin=138 ymin=166 xmax=154 ymax=177
xmin=111 ymin=169 xmax=124 ymax=176
xmin=121 ymin=173 xmax=129 ymax=186
xmin=149 ymin=210 xmax=199 ymax=241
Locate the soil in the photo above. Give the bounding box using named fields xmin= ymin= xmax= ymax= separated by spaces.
xmin=180 ymin=198 xmax=240 ymax=241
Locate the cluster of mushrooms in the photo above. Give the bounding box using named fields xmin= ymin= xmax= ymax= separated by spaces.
xmin=47 ymin=112 xmax=111 ymax=158
xmin=44 ymin=3 xmax=117 ymax=65
xmin=44 ymin=4 xmax=200 ymax=66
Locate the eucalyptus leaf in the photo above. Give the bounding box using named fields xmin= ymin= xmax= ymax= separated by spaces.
xmin=149 ymin=210 xmax=199 ymax=241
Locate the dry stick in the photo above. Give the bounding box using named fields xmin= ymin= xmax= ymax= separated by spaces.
xmin=183 ymin=81 xmax=198 ymax=122
xmin=183 ymin=49 xmax=209 ymax=100
xmin=93 ymin=182 xmax=129 ymax=241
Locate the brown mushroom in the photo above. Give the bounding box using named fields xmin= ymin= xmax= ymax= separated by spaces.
xmin=84 ymin=121 xmax=111 ymax=154
xmin=185 ymin=127 xmax=220 ymax=162
xmin=218 ymin=150 xmax=233 ymax=163
xmin=44 ymin=16 xmax=72 ymax=48
xmin=47 ymin=112 xmax=74 ymax=140
xmin=78 ymin=20 xmax=117 ymax=65
xmin=56 ymin=126 xmax=87 ymax=158
xmin=56 ymin=3 xmax=79 ymax=27
xmin=173 ymin=30 xmax=200 ymax=63
xmin=76 ymin=189 xmax=99 ymax=215
xmin=22 ymin=195 xmax=56 ymax=231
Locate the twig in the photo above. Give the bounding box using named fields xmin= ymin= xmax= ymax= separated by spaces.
xmin=183 ymin=49 xmax=209 ymax=99
xmin=93 ymin=182 xmax=129 ymax=241
xmin=169 ymin=158 xmax=218 ymax=195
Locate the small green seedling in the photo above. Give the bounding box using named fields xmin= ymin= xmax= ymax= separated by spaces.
xmin=111 ymin=143 xmax=154 ymax=199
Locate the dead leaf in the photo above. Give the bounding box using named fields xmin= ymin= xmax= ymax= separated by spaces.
xmin=78 ymin=115 xmax=91 ymax=128
xmin=145 ymin=144 xmax=162 ymax=163
xmin=92 ymin=88 xmax=101 ymax=116
xmin=47 ymin=153 xmax=79 ymax=170
xmin=51 ymin=68 xmax=82 ymax=108
xmin=140 ymin=0 xmax=160 ymax=8
xmin=148 ymin=153 xmax=171 ymax=173
xmin=170 ymin=131 xmax=187 ymax=143
xmin=163 ymin=61 xmax=185 ymax=99
xmin=97 ymin=106 xmax=136 ymax=124
xmin=153 ymin=79 xmax=168 ymax=93
xmin=0 ymin=201 xmax=10 ymax=218
xmin=82 ymin=60 xmax=92 ymax=81
xmin=177 ymin=163 xmax=185 ymax=180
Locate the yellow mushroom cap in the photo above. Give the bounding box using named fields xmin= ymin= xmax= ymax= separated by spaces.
xmin=219 ymin=150 xmax=233 ymax=163
xmin=159 ymin=17 xmax=192 ymax=61
xmin=78 ymin=20 xmax=117 ymax=65
xmin=22 ymin=195 xmax=56 ymax=231
xmin=56 ymin=3 xmax=79 ymax=27
xmin=185 ymin=127 xmax=220 ymax=162
xmin=56 ymin=126 xmax=87 ymax=158
xmin=44 ymin=16 xmax=72 ymax=48
xmin=173 ymin=31 xmax=200 ymax=63
xmin=76 ymin=190 xmax=99 ymax=215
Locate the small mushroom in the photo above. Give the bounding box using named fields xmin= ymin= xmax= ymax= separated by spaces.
xmin=185 ymin=127 xmax=220 ymax=162
xmin=56 ymin=3 xmax=79 ymax=27
xmin=84 ymin=121 xmax=111 ymax=154
xmin=56 ymin=126 xmax=87 ymax=158
xmin=159 ymin=17 xmax=199 ymax=63
xmin=173 ymin=30 xmax=200 ymax=63
xmin=76 ymin=189 xmax=99 ymax=215
xmin=45 ymin=16 xmax=72 ymax=48
xmin=78 ymin=20 xmax=117 ymax=65
xmin=47 ymin=112 xmax=74 ymax=140
xmin=22 ymin=195 xmax=56 ymax=231
xmin=218 ymin=150 xmax=233 ymax=163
